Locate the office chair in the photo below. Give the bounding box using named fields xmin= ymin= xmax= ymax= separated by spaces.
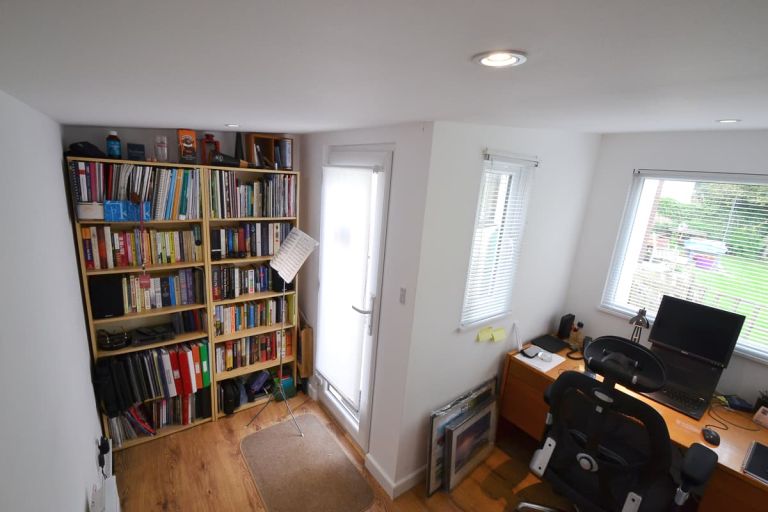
xmin=517 ymin=336 xmax=718 ymax=512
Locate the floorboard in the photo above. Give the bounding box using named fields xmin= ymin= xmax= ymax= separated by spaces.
xmin=115 ymin=394 xmax=533 ymax=512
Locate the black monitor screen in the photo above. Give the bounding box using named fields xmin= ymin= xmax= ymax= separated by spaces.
xmin=648 ymin=295 xmax=745 ymax=368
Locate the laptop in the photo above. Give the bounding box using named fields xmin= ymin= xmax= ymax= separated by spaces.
xmin=639 ymin=295 xmax=745 ymax=420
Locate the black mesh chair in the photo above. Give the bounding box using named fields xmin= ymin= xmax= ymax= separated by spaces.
xmin=517 ymin=336 xmax=718 ymax=512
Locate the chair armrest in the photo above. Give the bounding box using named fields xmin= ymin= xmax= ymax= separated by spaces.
xmin=681 ymin=443 xmax=718 ymax=489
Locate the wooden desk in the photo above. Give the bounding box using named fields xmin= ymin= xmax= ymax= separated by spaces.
xmin=499 ymin=348 xmax=768 ymax=512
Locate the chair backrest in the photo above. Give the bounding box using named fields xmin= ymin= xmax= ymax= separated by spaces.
xmin=533 ymin=337 xmax=675 ymax=512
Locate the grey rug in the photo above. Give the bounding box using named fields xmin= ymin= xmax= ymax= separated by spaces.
xmin=241 ymin=414 xmax=374 ymax=512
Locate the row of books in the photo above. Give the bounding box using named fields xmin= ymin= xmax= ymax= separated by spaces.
xmin=210 ymin=222 xmax=291 ymax=260
xmin=212 ymin=264 xmax=285 ymax=301
xmin=213 ymin=298 xmax=286 ymax=336
xmin=107 ymin=390 xmax=210 ymax=447
xmin=215 ymin=331 xmax=293 ymax=373
xmin=119 ymin=269 xmax=203 ymax=314
xmin=171 ymin=309 xmax=207 ymax=334
xmin=69 ymin=162 xmax=202 ymax=220
xmin=209 ymin=170 xmax=296 ymax=219
xmin=81 ymin=226 xmax=203 ymax=270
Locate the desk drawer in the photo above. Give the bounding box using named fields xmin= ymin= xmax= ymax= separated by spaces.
xmin=700 ymin=467 xmax=767 ymax=512
xmin=500 ymin=373 xmax=549 ymax=439
xmin=507 ymin=357 xmax=554 ymax=390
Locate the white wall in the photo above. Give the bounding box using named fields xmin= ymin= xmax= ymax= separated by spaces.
xmin=395 ymin=122 xmax=602 ymax=484
xmin=565 ymin=130 xmax=768 ymax=402
xmin=0 ymin=91 xmax=102 ymax=510
xmin=299 ymin=122 xmax=434 ymax=492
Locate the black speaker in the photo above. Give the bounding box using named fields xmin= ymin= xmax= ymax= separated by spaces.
xmin=557 ymin=313 xmax=575 ymax=339
xmin=88 ymin=275 xmax=125 ymax=319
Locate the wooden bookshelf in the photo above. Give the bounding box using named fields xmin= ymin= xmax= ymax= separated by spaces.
xmin=87 ymin=261 xmax=204 ymax=276
xmin=213 ymin=323 xmax=295 ymax=344
xmin=214 ymin=255 xmax=272 ymax=265
xmin=213 ymin=289 xmax=295 ymax=306
xmin=216 ymin=393 xmax=271 ymax=419
xmin=66 ymin=147 xmax=300 ymax=450
xmin=209 ymin=216 xmax=297 ymax=223
xmin=115 ymin=417 xmax=212 ymax=451
xmin=214 ymin=355 xmax=295 ymax=382
xmin=95 ymin=331 xmax=209 ymax=358
xmin=82 ymin=219 xmax=203 ymax=226
xmin=92 ymin=304 xmax=206 ymax=326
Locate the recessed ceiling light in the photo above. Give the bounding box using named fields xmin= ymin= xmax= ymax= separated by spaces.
xmin=716 ymin=119 xmax=741 ymax=124
xmin=225 ymin=123 xmax=240 ymax=128
xmin=473 ymin=50 xmax=527 ymax=68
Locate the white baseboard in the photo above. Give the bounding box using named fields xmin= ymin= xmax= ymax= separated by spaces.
xmin=392 ymin=465 xmax=426 ymax=498
xmin=364 ymin=454 xmax=426 ymax=499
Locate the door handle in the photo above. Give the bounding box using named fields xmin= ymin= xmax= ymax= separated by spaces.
xmin=352 ymin=296 xmax=376 ymax=336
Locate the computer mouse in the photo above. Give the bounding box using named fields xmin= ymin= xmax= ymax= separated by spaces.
xmin=702 ymin=427 xmax=720 ymax=446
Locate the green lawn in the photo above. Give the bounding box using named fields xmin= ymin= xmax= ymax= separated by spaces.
xmin=692 ymin=254 xmax=768 ymax=345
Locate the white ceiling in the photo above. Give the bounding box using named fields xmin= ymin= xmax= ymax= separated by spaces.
xmin=1 ymin=0 xmax=767 ymax=134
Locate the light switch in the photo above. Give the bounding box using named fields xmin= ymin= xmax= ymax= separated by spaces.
xmin=399 ymin=287 xmax=406 ymax=304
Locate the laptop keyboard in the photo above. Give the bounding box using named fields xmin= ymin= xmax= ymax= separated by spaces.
xmin=649 ymin=386 xmax=707 ymax=419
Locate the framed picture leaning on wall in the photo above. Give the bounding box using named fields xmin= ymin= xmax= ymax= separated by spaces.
xmin=426 ymin=378 xmax=496 ymax=495
xmin=445 ymin=399 xmax=498 ymax=490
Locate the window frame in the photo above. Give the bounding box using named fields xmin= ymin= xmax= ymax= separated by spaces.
xmin=459 ymin=153 xmax=536 ymax=328
xmin=601 ymin=168 xmax=768 ymax=364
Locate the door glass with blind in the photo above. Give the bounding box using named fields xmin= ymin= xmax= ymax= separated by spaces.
xmin=315 ymin=164 xmax=386 ymax=413
xmin=603 ymin=171 xmax=768 ymax=360
xmin=461 ymin=155 xmax=535 ymax=326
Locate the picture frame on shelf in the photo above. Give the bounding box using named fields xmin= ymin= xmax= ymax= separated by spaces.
xmin=445 ymin=399 xmax=497 ymax=491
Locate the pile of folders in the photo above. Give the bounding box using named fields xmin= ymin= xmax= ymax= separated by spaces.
xmin=95 ymin=340 xmax=211 ymax=447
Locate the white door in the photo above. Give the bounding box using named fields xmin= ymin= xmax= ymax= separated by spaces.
xmin=315 ymin=146 xmax=391 ymax=450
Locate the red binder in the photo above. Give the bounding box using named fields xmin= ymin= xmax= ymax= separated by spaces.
xmin=169 ymin=349 xmax=184 ymax=395
xmin=192 ymin=343 xmax=203 ymax=390
xmin=179 ymin=346 xmax=194 ymax=395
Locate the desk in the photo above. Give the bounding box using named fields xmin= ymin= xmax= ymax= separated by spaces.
xmin=499 ymin=348 xmax=768 ymax=512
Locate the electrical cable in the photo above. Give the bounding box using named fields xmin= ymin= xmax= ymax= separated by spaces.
xmin=704 ymin=399 xmax=761 ymax=432
xmin=566 ymin=348 xmax=583 ymax=360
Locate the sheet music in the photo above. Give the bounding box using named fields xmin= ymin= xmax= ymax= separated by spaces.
xmin=269 ymin=228 xmax=319 ymax=283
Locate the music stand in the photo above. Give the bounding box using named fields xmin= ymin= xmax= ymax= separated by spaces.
xmin=247 ymin=228 xmax=318 ymax=436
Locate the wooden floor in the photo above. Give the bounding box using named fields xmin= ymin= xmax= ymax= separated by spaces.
xmin=115 ymin=394 xmax=547 ymax=512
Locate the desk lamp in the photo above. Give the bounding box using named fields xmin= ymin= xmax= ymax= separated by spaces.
xmin=629 ymin=308 xmax=649 ymax=343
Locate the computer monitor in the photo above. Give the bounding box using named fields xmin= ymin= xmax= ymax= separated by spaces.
xmin=648 ymin=295 xmax=745 ymax=368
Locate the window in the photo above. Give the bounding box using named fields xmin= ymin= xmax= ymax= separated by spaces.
xmin=603 ymin=169 xmax=768 ymax=361
xmin=460 ymin=154 xmax=535 ymax=326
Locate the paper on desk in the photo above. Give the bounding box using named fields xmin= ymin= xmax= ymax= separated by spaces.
xmin=269 ymin=228 xmax=319 ymax=283
xmin=514 ymin=351 xmax=566 ymax=373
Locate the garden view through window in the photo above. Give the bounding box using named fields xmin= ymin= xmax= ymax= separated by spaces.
xmin=603 ymin=171 xmax=768 ymax=360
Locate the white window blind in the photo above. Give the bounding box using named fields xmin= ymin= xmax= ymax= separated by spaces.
xmin=603 ymin=170 xmax=768 ymax=361
xmin=460 ymin=154 xmax=535 ymax=327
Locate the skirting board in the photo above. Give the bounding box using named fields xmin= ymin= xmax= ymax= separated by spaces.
xmin=364 ymin=454 xmax=426 ymax=498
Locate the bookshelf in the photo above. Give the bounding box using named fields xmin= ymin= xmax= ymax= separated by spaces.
xmin=66 ymin=143 xmax=299 ymax=451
